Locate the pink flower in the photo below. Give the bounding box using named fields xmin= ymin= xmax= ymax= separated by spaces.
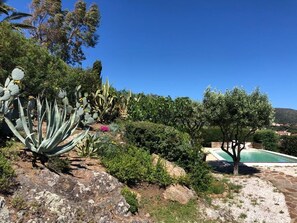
xmin=100 ymin=125 xmax=110 ymax=132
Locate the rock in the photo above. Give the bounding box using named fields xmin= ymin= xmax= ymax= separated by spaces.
xmin=6 ymin=168 xmax=150 ymax=223
xmin=163 ymin=184 xmax=196 ymax=204
xmin=152 ymin=154 xmax=186 ymax=178
xmin=0 ymin=196 xmax=10 ymax=223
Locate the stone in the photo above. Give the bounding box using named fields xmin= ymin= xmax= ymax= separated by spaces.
xmin=152 ymin=154 xmax=186 ymax=178
xmin=163 ymin=184 xmax=196 ymax=204
xmin=0 ymin=196 xmax=10 ymax=223
xmin=7 ymin=167 xmax=150 ymax=223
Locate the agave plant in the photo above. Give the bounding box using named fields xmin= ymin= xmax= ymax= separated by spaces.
xmin=93 ymin=80 xmax=117 ymax=123
xmin=5 ymin=97 xmax=88 ymax=166
xmin=117 ymin=91 xmax=132 ymax=120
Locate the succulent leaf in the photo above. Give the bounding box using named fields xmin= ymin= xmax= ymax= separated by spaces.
xmin=0 ymin=90 xmax=11 ymax=101
xmin=8 ymin=83 xmax=20 ymax=96
xmin=11 ymin=68 xmax=25 ymax=80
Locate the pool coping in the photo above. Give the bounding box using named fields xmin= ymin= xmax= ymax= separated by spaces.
xmin=208 ymin=148 xmax=297 ymax=167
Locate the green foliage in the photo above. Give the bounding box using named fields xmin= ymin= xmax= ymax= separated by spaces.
xmin=0 ymin=22 xmax=68 ymax=99
xmin=0 ymin=153 xmax=16 ymax=193
xmin=5 ymin=98 xmax=88 ymax=164
xmin=201 ymin=126 xmax=254 ymax=147
xmin=279 ymin=135 xmax=297 ymax=156
xmin=121 ymin=186 xmax=139 ymax=214
xmin=188 ymin=159 xmax=212 ymax=192
xmin=76 ymin=133 xmax=101 ymax=157
xmin=47 ymin=157 xmax=71 ymax=173
xmin=142 ymin=198 xmax=201 ymax=223
xmin=128 ymin=94 xmax=175 ymax=126
xmin=102 ymin=146 xmax=153 ymax=185
xmin=200 ymin=127 xmax=223 ymax=147
xmin=124 ymin=121 xmax=193 ymax=163
xmin=203 ymin=87 xmax=274 ymax=175
xmin=101 ymin=145 xmax=172 ymax=187
xmin=253 ymin=130 xmax=279 ymax=151
xmin=207 ymin=180 xmax=225 ymax=194
xmin=92 ymin=60 xmax=102 ymax=88
xmin=117 ymin=90 xmax=132 ymax=120
xmin=128 ymin=94 xmax=205 ymax=145
xmin=93 ymin=80 xmax=118 ymax=123
xmin=0 ymin=140 xmax=23 ymax=161
xmin=124 ymin=121 xmax=211 ymax=191
xmin=25 ymin=0 xmax=100 ymax=65
xmin=173 ymin=97 xmax=205 ymax=146
xmin=150 ymin=158 xmax=173 ymax=187
xmin=11 ymin=195 xmax=27 ymax=211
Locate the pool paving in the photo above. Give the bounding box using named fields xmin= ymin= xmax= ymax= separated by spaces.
xmin=257 ymin=170 xmax=297 ymax=223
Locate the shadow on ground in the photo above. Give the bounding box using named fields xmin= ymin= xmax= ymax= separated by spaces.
xmin=207 ymin=160 xmax=261 ymax=175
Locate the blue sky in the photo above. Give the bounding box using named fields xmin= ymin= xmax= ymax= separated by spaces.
xmin=8 ymin=0 xmax=297 ymax=109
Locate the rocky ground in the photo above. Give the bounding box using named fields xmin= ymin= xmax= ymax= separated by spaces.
xmin=1 ymin=142 xmax=297 ymax=222
xmin=0 ymin=153 xmax=150 ymax=223
xmin=202 ymin=174 xmax=291 ymax=223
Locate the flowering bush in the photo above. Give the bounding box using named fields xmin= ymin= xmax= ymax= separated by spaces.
xmin=100 ymin=125 xmax=110 ymax=132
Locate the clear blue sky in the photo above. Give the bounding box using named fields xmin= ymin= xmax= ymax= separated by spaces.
xmin=8 ymin=0 xmax=297 ymax=109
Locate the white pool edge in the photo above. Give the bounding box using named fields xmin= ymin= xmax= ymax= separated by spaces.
xmin=208 ymin=148 xmax=297 ymax=167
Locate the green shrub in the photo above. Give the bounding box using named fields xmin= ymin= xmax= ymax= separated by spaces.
xmin=124 ymin=121 xmax=212 ymax=191
xmin=201 ymin=126 xmax=254 ymax=147
xmin=0 ymin=153 xmax=16 ymax=193
xmin=253 ymin=130 xmax=279 ymax=151
xmin=101 ymin=145 xmax=172 ymax=187
xmin=150 ymin=159 xmax=172 ymax=187
xmin=188 ymin=160 xmax=212 ymax=193
xmin=102 ymin=146 xmax=153 ymax=185
xmin=200 ymin=127 xmax=223 ymax=147
xmin=121 ymin=186 xmax=139 ymax=214
xmin=280 ymin=136 xmax=297 ymax=156
xmin=47 ymin=157 xmax=71 ymax=173
xmin=124 ymin=121 xmax=192 ymax=163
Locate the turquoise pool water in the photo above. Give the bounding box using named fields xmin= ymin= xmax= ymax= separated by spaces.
xmin=215 ymin=149 xmax=297 ymax=163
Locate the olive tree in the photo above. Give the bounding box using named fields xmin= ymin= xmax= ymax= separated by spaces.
xmin=174 ymin=97 xmax=205 ymax=146
xmin=203 ymin=87 xmax=274 ymax=175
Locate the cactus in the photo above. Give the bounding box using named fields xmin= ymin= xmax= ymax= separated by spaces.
xmin=74 ymin=85 xmax=96 ymax=126
xmin=117 ymin=91 xmax=132 ymax=119
xmin=0 ymin=67 xmax=24 ymax=115
xmin=5 ymin=97 xmax=88 ymax=166
xmin=93 ymin=80 xmax=117 ymax=123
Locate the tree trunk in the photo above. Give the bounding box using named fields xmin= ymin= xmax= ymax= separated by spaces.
xmin=233 ymin=160 xmax=239 ymax=175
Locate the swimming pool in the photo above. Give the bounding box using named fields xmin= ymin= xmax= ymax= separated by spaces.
xmin=210 ymin=149 xmax=297 ymax=166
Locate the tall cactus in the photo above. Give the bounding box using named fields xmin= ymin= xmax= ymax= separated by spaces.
xmin=5 ymin=97 xmax=88 ymax=166
xmin=93 ymin=80 xmax=117 ymax=123
xmin=117 ymin=91 xmax=132 ymax=120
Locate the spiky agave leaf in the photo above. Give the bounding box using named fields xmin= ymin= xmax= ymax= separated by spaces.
xmin=5 ymin=97 xmax=88 ymax=158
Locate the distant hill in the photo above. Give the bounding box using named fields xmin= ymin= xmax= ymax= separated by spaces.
xmin=274 ymin=108 xmax=297 ymax=125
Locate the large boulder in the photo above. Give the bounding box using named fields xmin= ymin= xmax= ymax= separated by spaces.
xmin=163 ymin=184 xmax=196 ymax=204
xmin=1 ymin=166 xmax=150 ymax=223
xmin=152 ymin=154 xmax=186 ymax=179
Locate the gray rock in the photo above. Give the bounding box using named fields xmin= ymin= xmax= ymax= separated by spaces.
xmin=10 ymin=168 xmax=150 ymax=223
xmin=0 ymin=196 xmax=10 ymax=222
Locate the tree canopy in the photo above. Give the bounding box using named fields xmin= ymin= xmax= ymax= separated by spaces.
xmin=25 ymin=0 xmax=100 ymax=65
xmin=203 ymin=87 xmax=274 ymax=175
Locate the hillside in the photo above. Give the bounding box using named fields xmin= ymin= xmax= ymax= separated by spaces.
xmin=274 ymin=108 xmax=297 ymax=124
